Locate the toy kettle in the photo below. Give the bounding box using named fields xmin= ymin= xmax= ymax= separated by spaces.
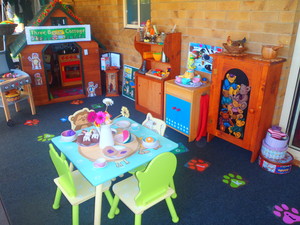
xmin=261 ymin=45 xmax=283 ymax=59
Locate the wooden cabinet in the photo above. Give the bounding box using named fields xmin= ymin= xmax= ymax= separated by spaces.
xmin=134 ymin=33 xmax=181 ymax=119
xmin=165 ymin=80 xmax=210 ymax=142
xmin=207 ymin=53 xmax=286 ymax=162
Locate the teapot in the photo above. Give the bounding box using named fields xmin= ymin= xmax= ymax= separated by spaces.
xmin=261 ymin=45 xmax=283 ymax=59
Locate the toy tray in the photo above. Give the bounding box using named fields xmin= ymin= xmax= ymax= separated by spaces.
xmin=175 ymin=80 xmax=203 ymax=88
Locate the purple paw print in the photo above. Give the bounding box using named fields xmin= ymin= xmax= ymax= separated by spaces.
xmin=273 ymin=204 xmax=300 ymax=224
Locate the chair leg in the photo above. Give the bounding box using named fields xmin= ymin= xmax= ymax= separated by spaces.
xmin=108 ymin=196 xmax=120 ymax=219
xmin=104 ymin=190 xmax=120 ymax=215
xmin=170 ymin=179 xmax=177 ymax=199
xmin=72 ymin=205 xmax=79 ymax=225
xmin=165 ymin=197 xmax=179 ymax=223
xmin=52 ymin=188 xmax=62 ymax=209
xmin=134 ymin=214 xmax=142 ymax=225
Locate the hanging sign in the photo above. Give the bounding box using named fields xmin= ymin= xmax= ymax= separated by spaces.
xmin=25 ymin=25 xmax=91 ymax=45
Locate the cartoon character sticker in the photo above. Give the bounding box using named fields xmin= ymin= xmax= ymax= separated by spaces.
xmin=28 ymin=53 xmax=41 ymax=70
xmin=34 ymin=73 xmax=43 ymax=85
xmin=87 ymin=81 xmax=98 ymax=97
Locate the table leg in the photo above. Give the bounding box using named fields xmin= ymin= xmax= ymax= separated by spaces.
xmin=24 ymin=84 xmax=36 ymax=115
xmin=94 ymin=184 xmax=103 ymax=225
xmin=0 ymin=91 xmax=11 ymax=121
xmin=14 ymin=102 xmax=20 ymax=112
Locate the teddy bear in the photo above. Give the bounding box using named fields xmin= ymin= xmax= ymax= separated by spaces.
xmin=233 ymin=84 xmax=251 ymax=104
xmin=229 ymin=118 xmax=246 ymax=139
xmin=219 ymin=108 xmax=234 ymax=132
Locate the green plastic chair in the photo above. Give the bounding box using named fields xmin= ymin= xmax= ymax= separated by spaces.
xmin=49 ymin=144 xmax=117 ymax=225
xmin=128 ymin=113 xmax=177 ymax=198
xmin=108 ymin=152 xmax=179 ymax=225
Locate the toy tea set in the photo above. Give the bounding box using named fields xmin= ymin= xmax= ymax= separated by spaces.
xmin=60 ymin=99 xmax=162 ymax=168
xmin=61 ymin=121 xmax=160 ymax=168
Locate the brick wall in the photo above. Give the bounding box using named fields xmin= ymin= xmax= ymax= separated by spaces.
xmin=67 ymin=0 xmax=299 ymax=124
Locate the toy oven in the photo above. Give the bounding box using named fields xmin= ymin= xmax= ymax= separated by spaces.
xmin=58 ymin=54 xmax=82 ymax=87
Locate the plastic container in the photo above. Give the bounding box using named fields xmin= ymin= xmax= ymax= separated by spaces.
xmin=258 ymin=153 xmax=293 ymax=174
xmin=264 ymin=132 xmax=288 ymax=148
xmin=152 ymin=52 xmax=162 ymax=61
xmin=261 ymin=140 xmax=287 ymax=160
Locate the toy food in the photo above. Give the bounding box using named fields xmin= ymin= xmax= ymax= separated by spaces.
xmin=77 ymin=129 xmax=99 ymax=146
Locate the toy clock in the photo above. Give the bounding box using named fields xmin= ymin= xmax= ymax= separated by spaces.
xmin=105 ymin=67 xmax=119 ymax=97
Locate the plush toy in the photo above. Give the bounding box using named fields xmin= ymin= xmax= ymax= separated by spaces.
xmin=219 ymin=108 xmax=234 ymax=132
xmin=229 ymin=118 xmax=245 ymax=138
xmin=233 ymin=84 xmax=251 ymax=104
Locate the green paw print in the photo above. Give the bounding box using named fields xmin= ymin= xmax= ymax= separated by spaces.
xmin=222 ymin=173 xmax=246 ymax=188
xmin=37 ymin=133 xmax=55 ymax=142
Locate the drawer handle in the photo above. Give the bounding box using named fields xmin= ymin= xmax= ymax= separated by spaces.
xmin=176 ymin=108 xmax=181 ymax=111
xmin=172 ymin=107 xmax=177 ymax=110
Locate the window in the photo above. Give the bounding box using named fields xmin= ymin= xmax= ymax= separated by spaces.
xmin=123 ymin=0 xmax=151 ymax=29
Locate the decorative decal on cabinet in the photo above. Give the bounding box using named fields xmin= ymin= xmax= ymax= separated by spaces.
xmin=218 ymin=69 xmax=250 ymax=139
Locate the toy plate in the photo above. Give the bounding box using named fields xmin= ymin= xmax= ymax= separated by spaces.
xmin=175 ymin=80 xmax=203 ymax=88
xmin=114 ymin=120 xmax=131 ymax=128
xmin=103 ymin=145 xmax=131 ymax=159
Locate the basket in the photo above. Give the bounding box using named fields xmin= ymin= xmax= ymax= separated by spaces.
xmin=0 ymin=24 xmax=17 ymax=35
xmin=5 ymin=89 xmax=21 ymax=102
xmin=223 ymin=43 xmax=247 ymax=54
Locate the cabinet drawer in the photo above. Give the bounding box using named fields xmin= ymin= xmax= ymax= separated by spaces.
xmin=165 ymin=82 xmax=194 ymax=102
xmin=165 ymin=94 xmax=191 ymax=135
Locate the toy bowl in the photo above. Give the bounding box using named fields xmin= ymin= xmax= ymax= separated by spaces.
xmin=152 ymin=52 xmax=162 ymax=61
xmin=142 ymin=136 xmax=159 ymax=149
xmin=61 ymin=129 xmax=77 ymax=142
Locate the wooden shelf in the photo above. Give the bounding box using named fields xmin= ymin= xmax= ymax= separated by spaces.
xmin=134 ymin=33 xmax=181 ymax=119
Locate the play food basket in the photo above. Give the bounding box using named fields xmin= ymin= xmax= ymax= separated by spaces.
xmin=5 ymin=89 xmax=21 ymax=102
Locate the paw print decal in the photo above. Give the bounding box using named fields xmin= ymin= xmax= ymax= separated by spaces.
xmin=222 ymin=173 xmax=247 ymax=188
xmin=24 ymin=119 xmax=40 ymax=126
xmin=273 ymin=204 xmax=300 ymax=224
xmin=37 ymin=133 xmax=55 ymax=142
xmin=171 ymin=143 xmax=189 ymax=155
xmin=185 ymin=158 xmax=210 ymax=172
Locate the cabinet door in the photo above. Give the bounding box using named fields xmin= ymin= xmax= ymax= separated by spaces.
xmin=208 ymin=57 xmax=261 ymax=149
xmin=165 ymin=94 xmax=191 ymax=135
xmin=137 ymin=77 xmax=163 ymax=115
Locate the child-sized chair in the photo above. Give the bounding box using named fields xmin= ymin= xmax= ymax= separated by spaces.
xmin=129 ymin=112 xmax=177 ymax=198
xmin=68 ymin=107 xmax=95 ymax=131
xmin=49 ymin=144 xmax=118 ymax=225
xmin=142 ymin=112 xmax=166 ymax=136
xmin=108 ymin=152 xmax=179 ymax=225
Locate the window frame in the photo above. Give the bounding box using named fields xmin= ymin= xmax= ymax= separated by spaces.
xmin=123 ymin=0 xmax=150 ymax=29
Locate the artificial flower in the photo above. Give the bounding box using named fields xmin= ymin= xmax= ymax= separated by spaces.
xmin=121 ymin=106 xmax=130 ymax=118
xmin=95 ymin=111 xmax=107 ymax=125
xmin=87 ymin=111 xmax=97 ymax=123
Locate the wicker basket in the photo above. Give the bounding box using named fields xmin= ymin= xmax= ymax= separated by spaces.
xmin=223 ymin=43 xmax=247 ymax=54
xmin=0 ymin=24 xmax=17 ymax=35
xmin=5 ymin=89 xmax=21 ymax=102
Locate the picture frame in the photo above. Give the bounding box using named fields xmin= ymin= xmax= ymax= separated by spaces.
xmin=122 ymin=64 xmax=138 ymax=101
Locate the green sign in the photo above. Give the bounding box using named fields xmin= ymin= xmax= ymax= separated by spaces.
xmin=25 ymin=25 xmax=91 ymax=45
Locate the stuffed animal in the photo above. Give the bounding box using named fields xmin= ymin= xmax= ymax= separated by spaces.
xmin=233 ymin=84 xmax=251 ymax=104
xmin=219 ymin=108 xmax=234 ymax=132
